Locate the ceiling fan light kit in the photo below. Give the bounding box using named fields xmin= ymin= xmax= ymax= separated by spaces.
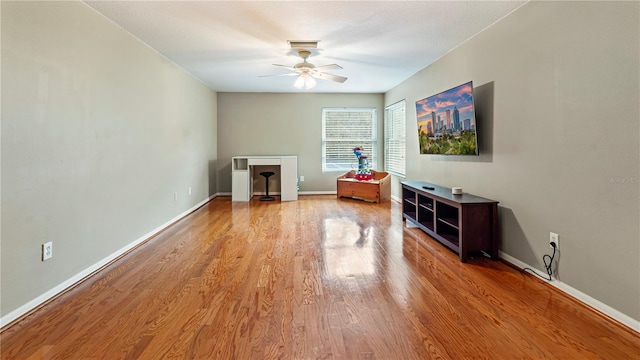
xmin=294 ymin=73 xmax=317 ymax=89
xmin=262 ymin=40 xmax=348 ymax=90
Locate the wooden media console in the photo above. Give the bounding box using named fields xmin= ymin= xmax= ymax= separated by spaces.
xmin=401 ymin=181 xmax=499 ymax=262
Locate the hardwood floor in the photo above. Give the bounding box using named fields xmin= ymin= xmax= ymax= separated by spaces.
xmin=1 ymin=196 xmax=638 ymax=359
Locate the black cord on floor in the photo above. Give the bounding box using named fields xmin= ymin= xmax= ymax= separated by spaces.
xmin=522 ymin=243 xmax=557 ymax=281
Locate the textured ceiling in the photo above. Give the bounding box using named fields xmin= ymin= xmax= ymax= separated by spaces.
xmin=84 ymin=1 xmax=526 ymax=93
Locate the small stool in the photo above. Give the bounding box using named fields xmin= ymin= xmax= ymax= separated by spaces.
xmin=259 ymin=171 xmax=275 ymax=201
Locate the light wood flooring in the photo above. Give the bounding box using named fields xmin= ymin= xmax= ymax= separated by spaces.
xmin=1 ymin=195 xmax=638 ymax=359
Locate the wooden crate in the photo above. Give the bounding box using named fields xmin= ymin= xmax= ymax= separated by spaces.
xmin=336 ymin=170 xmax=391 ymax=203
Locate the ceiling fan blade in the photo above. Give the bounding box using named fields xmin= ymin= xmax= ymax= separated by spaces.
xmin=313 ymin=64 xmax=343 ymax=72
xmin=272 ymin=64 xmax=297 ymax=71
xmin=311 ymin=72 xmax=348 ymax=83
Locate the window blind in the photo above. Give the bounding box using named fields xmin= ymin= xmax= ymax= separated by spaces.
xmin=322 ymin=108 xmax=377 ymax=173
xmin=384 ymin=100 xmax=406 ymax=177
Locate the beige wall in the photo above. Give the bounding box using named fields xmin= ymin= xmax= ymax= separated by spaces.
xmin=217 ymin=93 xmax=384 ymax=193
xmin=386 ymin=1 xmax=639 ymax=320
xmin=1 ymin=1 xmax=217 ymax=317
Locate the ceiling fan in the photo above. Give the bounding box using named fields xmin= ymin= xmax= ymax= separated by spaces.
xmin=262 ymin=49 xmax=348 ymax=89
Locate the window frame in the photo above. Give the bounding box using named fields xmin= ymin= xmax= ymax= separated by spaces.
xmin=321 ymin=107 xmax=378 ymax=173
xmin=384 ymin=100 xmax=406 ymax=177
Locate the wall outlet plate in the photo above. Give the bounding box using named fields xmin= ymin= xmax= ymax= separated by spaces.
xmin=42 ymin=241 xmax=53 ymax=261
xmin=550 ymin=232 xmax=559 ymax=249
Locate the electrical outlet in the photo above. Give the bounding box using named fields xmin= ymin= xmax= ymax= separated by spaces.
xmin=42 ymin=241 xmax=53 ymax=261
xmin=188 ymin=187 xmax=192 ymax=195
xmin=300 ymin=176 xmax=305 ymax=182
xmin=174 ymin=192 xmax=178 ymax=201
xmin=550 ymin=232 xmax=559 ymax=249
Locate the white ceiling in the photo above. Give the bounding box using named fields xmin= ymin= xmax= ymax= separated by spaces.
xmin=84 ymin=1 xmax=526 ymax=93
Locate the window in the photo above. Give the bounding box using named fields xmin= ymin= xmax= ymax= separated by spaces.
xmin=322 ymin=108 xmax=377 ymax=173
xmin=384 ymin=100 xmax=406 ymax=177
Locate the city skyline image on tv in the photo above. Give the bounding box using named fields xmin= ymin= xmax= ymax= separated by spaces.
xmin=415 ymin=81 xmax=478 ymax=155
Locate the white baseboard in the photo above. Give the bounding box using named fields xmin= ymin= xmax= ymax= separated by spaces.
xmin=500 ymin=251 xmax=640 ymax=333
xmin=0 ymin=195 xmax=216 ymax=329
xmin=215 ymin=191 xmax=337 ymax=198
xmin=216 ymin=191 xmax=337 ymax=197
xmin=9 ymin=197 xmax=635 ymax=334
xmin=391 ymin=194 xmax=401 ymax=203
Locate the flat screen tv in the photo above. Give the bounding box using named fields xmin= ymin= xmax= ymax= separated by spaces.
xmin=415 ymin=81 xmax=478 ymax=155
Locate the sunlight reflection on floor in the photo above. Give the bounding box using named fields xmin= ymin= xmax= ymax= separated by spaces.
xmin=322 ymin=217 xmax=376 ymax=278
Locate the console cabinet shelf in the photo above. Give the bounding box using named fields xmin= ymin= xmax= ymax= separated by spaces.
xmin=401 ymin=181 xmax=499 ymax=262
